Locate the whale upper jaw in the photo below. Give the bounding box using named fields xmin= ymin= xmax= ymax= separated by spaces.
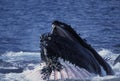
xmin=51 ymin=21 xmax=78 ymax=42
xmin=51 ymin=20 xmax=114 ymax=75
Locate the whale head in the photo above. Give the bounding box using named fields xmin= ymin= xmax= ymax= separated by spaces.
xmin=40 ymin=21 xmax=114 ymax=80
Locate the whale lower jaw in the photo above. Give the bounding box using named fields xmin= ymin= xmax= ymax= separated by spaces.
xmin=42 ymin=58 xmax=96 ymax=80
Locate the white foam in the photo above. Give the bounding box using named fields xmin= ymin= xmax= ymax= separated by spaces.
xmin=92 ymin=75 xmax=118 ymax=81
xmin=98 ymin=49 xmax=119 ymax=65
xmin=0 ymin=51 xmax=40 ymax=62
xmin=0 ymin=51 xmax=42 ymax=81
xmin=112 ymin=63 xmax=120 ymax=75
xmin=0 ymin=49 xmax=120 ymax=81
xmin=113 ymin=63 xmax=120 ymax=70
xmin=98 ymin=49 xmax=111 ymax=57
xmin=0 ymin=64 xmax=45 ymax=81
xmin=2 ymin=51 xmax=40 ymax=57
xmin=23 ymin=65 xmax=45 ymax=81
xmin=98 ymin=49 xmax=119 ymax=59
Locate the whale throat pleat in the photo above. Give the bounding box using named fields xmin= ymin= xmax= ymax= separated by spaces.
xmin=49 ymin=59 xmax=95 ymax=80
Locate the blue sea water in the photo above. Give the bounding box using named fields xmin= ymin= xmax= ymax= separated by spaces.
xmin=0 ymin=0 xmax=120 ymax=81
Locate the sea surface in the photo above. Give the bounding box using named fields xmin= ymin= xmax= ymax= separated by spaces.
xmin=0 ymin=0 xmax=120 ymax=81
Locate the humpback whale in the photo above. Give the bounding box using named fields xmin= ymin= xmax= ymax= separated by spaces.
xmin=40 ymin=21 xmax=114 ymax=80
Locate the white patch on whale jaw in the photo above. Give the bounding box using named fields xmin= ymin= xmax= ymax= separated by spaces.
xmin=48 ymin=58 xmax=96 ymax=80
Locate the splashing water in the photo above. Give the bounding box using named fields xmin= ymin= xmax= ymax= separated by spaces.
xmin=0 ymin=49 xmax=120 ymax=81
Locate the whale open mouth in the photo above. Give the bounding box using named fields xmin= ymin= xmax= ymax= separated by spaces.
xmin=40 ymin=21 xmax=114 ymax=80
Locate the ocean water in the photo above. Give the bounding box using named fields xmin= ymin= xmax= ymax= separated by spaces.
xmin=0 ymin=0 xmax=120 ymax=81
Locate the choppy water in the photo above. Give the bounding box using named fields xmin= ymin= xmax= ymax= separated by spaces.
xmin=0 ymin=0 xmax=120 ymax=81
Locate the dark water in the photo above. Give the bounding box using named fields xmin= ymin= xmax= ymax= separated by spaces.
xmin=0 ymin=0 xmax=120 ymax=54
